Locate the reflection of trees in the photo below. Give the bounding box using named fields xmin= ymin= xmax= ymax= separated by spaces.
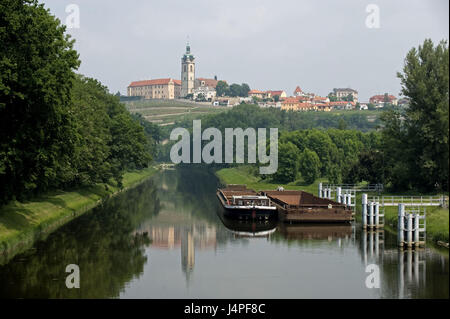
xmin=153 ymin=167 xmax=222 ymax=224
xmin=0 ymin=179 xmax=160 ymax=298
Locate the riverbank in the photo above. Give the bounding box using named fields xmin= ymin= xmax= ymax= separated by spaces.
xmin=215 ymin=166 xmax=449 ymax=245
xmin=0 ymin=167 xmax=157 ymax=264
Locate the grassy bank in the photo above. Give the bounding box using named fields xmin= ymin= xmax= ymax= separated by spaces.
xmin=216 ymin=166 xmax=449 ymax=244
xmin=215 ymin=165 xmax=324 ymax=194
xmin=0 ymin=167 xmax=157 ymax=263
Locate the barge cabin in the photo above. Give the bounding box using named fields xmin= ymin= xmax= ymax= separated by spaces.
xmin=260 ymin=190 xmax=353 ymax=223
xmin=216 ymin=185 xmax=277 ymax=220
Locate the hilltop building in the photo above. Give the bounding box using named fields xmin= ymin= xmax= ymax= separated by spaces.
xmin=181 ymin=43 xmax=196 ymax=97
xmin=127 ymin=78 xmax=181 ymax=99
xmin=333 ymin=88 xmax=358 ymax=102
xmin=369 ymin=94 xmax=398 ymax=107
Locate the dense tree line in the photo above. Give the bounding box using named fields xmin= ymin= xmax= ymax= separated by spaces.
xmin=172 ymin=103 xmax=381 ymax=134
xmin=215 ymin=81 xmax=250 ymax=97
xmin=0 ymin=0 xmax=154 ymax=203
xmin=273 ymin=129 xmax=381 ymax=184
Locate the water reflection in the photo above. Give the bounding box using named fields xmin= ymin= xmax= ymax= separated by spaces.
xmin=217 ymin=213 xmax=277 ymax=238
xmin=358 ymin=228 xmax=449 ymax=298
xmin=0 ymin=178 xmax=160 ymax=298
xmin=0 ymin=168 xmax=448 ymax=299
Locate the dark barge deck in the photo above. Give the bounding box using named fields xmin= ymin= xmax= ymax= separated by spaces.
xmin=216 ymin=185 xmax=277 ymax=220
xmin=259 ymin=190 xmax=353 ymax=223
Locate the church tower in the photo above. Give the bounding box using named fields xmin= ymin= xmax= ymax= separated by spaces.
xmin=181 ymin=43 xmax=195 ymax=97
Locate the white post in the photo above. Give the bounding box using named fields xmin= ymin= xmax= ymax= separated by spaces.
xmin=362 ymin=194 xmax=368 ymax=229
xmin=369 ymin=202 xmax=374 ymax=228
xmin=398 ymin=204 xmax=405 ymax=246
xmin=414 ymin=213 xmax=420 ymax=246
xmin=318 ymin=183 xmax=322 ymax=198
xmin=375 ymin=230 xmax=379 ymax=257
xmin=407 ymin=213 xmax=413 ymax=248
xmin=369 ymin=230 xmax=374 ymax=258
xmin=375 ymin=202 xmax=380 ymax=228
xmin=327 ymin=188 xmax=332 ymax=200
xmin=337 ymin=187 xmax=342 ymax=203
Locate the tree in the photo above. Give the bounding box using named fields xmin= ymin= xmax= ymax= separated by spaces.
xmin=299 ymin=148 xmax=321 ymax=184
xmin=0 ymin=0 xmax=80 ymax=201
xmin=273 ymin=142 xmax=300 ymax=183
xmin=215 ymin=81 xmax=229 ymax=97
xmin=382 ymin=39 xmax=449 ymax=191
xmin=240 ymin=83 xmax=250 ymax=97
xmin=328 ymin=93 xmax=338 ymax=102
xmin=229 ymin=84 xmax=241 ymax=97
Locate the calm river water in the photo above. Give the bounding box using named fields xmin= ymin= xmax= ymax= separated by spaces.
xmin=0 ymin=168 xmax=448 ymax=298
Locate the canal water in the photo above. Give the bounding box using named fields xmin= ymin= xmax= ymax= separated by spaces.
xmin=0 ymin=168 xmax=448 ymax=298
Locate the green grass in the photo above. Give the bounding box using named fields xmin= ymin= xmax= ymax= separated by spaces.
xmin=216 ymin=166 xmax=449 ymax=244
xmin=379 ymin=205 xmax=449 ymax=243
xmin=215 ymin=166 xmax=324 ymax=194
xmin=124 ymin=99 xmax=229 ymax=125
xmin=0 ymin=167 xmax=157 ymax=260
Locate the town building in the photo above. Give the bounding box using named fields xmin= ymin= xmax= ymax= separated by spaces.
xmin=195 ymin=78 xmax=219 ymax=89
xmin=181 ymin=43 xmax=195 ymax=97
xmin=333 ymin=88 xmax=358 ymax=102
xmin=369 ymin=94 xmax=398 ymax=107
xmin=329 ymin=101 xmax=355 ymax=110
xmin=193 ymin=86 xmax=216 ymax=101
xmin=312 ymin=96 xmax=330 ymax=104
xmin=248 ymin=90 xmax=266 ymax=99
xmin=266 ymin=90 xmax=287 ymax=99
xmin=127 ymin=78 xmax=181 ymax=99
xmin=293 ymin=86 xmax=304 ymax=97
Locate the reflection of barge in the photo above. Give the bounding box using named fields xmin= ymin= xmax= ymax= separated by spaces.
xmin=217 ymin=212 xmax=278 ymax=237
xmin=216 ymin=185 xmax=277 ymax=220
xmin=277 ymin=223 xmax=353 ymax=240
xmin=260 ymin=190 xmax=353 ymax=223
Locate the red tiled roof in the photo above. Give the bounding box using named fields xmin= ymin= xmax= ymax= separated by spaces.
xmin=294 ymin=86 xmax=303 ymax=93
xmin=197 ymin=78 xmax=219 ymax=88
xmin=369 ymin=94 xmax=397 ymax=103
xmin=128 ymin=78 xmax=181 ymax=87
xmin=249 ymin=90 xmax=265 ymax=94
xmin=282 ymin=98 xmax=300 ymax=104
xmin=267 ymin=90 xmax=284 ymax=96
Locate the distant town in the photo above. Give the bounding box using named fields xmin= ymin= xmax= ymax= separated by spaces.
xmin=125 ymin=43 xmax=409 ymax=111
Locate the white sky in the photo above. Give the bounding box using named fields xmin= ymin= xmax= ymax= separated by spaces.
xmin=42 ymin=0 xmax=449 ymax=101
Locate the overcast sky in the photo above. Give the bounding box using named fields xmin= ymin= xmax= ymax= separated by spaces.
xmin=43 ymin=0 xmax=448 ymax=101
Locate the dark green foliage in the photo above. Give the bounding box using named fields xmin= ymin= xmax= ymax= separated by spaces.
xmin=215 ymin=81 xmax=229 ymax=97
xmin=0 ymin=0 xmax=80 ymax=200
xmin=215 ymin=81 xmax=250 ymax=97
xmin=273 ymin=142 xmax=300 ymax=183
xmin=299 ymin=148 xmax=321 ymax=184
xmin=382 ymin=39 xmax=449 ymax=191
xmin=0 ymin=1 xmax=152 ymax=203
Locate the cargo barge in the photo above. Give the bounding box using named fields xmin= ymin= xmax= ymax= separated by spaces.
xmin=260 ymin=190 xmax=353 ymax=223
xmin=216 ymin=185 xmax=277 ymax=220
